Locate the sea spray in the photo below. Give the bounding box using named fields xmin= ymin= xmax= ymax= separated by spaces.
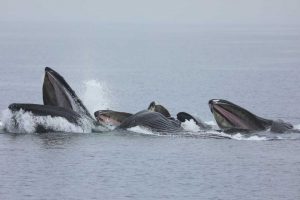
xmin=181 ymin=119 xmax=200 ymax=132
xmin=81 ymin=80 xmax=115 ymax=114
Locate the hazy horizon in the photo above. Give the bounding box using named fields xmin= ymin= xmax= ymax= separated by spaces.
xmin=1 ymin=0 xmax=300 ymax=25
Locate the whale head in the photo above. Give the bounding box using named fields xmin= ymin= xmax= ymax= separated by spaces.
xmin=94 ymin=110 xmax=132 ymax=126
xmin=208 ymin=99 xmax=272 ymax=132
xmin=43 ymin=67 xmax=93 ymax=119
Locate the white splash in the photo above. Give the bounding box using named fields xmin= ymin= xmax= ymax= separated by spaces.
xmin=0 ymin=109 xmax=93 ymax=134
xmin=209 ymin=131 xmax=268 ymax=141
xmin=127 ymin=126 xmax=158 ymax=135
xmin=230 ymin=133 xmax=268 ymax=141
xmin=294 ymin=124 xmax=300 ymax=130
xmin=181 ymin=119 xmax=200 ymax=132
xmin=82 ymin=80 xmax=114 ymax=114
xmin=0 ymin=120 xmax=3 ymax=130
xmin=205 ymin=120 xmax=217 ymax=126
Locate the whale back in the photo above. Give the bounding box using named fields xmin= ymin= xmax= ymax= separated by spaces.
xmin=118 ymin=110 xmax=182 ymax=133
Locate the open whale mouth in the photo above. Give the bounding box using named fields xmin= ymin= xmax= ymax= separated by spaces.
xmin=43 ymin=67 xmax=93 ymax=120
xmin=208 ymin=99 xmax=255 ymax=130
xmin=94 ymin=110 xmax=133 ymax=127
xmin=43 ymin=67 xmax=73 ymax=110
xmin=95 ymin=113 xmax=121 ymax=126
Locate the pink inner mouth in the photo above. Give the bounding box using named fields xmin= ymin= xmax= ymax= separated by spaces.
xmin=97 ymin=115 xmax=121 ymax=126
xmin=213 ymin=105 xmax=249 ymax=129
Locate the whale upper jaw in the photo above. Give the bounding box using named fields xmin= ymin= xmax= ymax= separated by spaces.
xmin=43 ymin=67 xmax=94 ymax=120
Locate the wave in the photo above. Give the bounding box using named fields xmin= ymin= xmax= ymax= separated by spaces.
xmin=0 ymin=109 xmax=94 ymax=134
xmin=124 ymin=122 xmax=266 ymax=140
xmin=211 ymin=131 xmax=268 ymax=141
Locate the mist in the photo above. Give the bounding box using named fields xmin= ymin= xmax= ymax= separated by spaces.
xmin=1 ymin=0 xmax=300 ymax=25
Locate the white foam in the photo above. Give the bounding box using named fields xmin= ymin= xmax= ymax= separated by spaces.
xmin=294 ymin=124 xmax=300 ymax=130
xmin=100 ymin=123 xmax=117 ymax=131
xmin=230 ymin=133 xmax=268 ymax=141
xmin=181 ymin=119 xmax=200 ymax=132
xmin=205 ymin=120 xmax=217 ymax=126
xmin=127 ymin=126 xmax=159 ymax=135
xmin=82 ymin=80 xmax=115 ymax=113
xmin=210 ymin=131 xmax=268 ymax=141
xmin=0 ymin=109 xmax=93 ymax=134
xmin=0 ymin=120 xmax=3 ymax=130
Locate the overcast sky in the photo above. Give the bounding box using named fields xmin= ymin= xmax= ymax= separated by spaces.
xmin=1 ymin=0 xmax=300 ymax=25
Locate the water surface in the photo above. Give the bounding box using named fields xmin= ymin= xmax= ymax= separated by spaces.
xmin=0 ymin=23 xmax=300 ymax=199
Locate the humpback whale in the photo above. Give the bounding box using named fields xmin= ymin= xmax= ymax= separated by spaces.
xmin=209 ymin=99 xmax=294 ymax=133
xmin=7 ymin=67 xmax=106 ymax=133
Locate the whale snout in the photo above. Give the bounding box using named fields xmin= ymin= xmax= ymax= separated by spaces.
xmin=208 ymin=99 xmax=220 ymax=112
xmin=94 ymin=111 xmax=100 ymax=118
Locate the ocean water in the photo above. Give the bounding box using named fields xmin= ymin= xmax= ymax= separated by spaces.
xmin=0 ymin=22 xmax=300 ymax=200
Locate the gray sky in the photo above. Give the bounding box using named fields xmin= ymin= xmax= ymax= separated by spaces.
xmin=1 ymin=0 xmax=300 ymax=25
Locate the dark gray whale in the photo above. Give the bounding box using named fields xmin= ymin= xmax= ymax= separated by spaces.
xmin=209 ymin=99 xmax=294 ymax=133
xmin=6 ymin=67 xmax=105 ymax=133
